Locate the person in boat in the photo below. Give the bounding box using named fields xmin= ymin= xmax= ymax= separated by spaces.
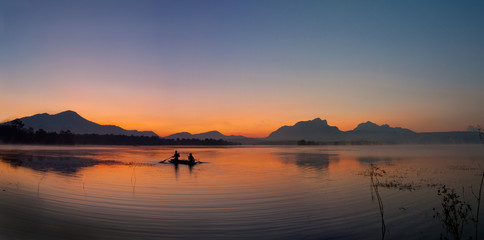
xmin=172 ymin=150 xmax=180 ymax=162
xmin=188 ymin=153 xmax=195 ymax=164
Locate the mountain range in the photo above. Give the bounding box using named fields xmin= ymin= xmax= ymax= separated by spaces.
xmin=265 ymin=118 xmax=478 ymax=144
xmin=7 ymin=110 xmax=157 ymax=137
xmin=2 ymin=111 xmax=480 ymax=144
xmin=165 ymin=131 xmax=247 ymax=141
xmin=265 ymin=118 xmax=418 ymax=142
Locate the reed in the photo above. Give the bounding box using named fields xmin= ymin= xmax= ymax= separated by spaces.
xmin=370 ymin=163 xmax=386 ymax=240
xmin=471 ymin=171 xmax=484 ymax=240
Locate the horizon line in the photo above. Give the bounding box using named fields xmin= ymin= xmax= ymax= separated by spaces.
xmin=2 ymin=110 xmax=479 ymax=138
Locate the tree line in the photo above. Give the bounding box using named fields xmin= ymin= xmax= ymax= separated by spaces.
xmin=0 ymin=119 xmax=236 ymax=146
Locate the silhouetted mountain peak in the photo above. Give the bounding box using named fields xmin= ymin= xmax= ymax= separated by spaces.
xmin=50 ymin=110 xmax=89 ymax=123
xmin=354 ymin=121 xmax=380 ymax=131
xmin=293 ymin=118 xmax=327 ymax=127
xmin=10 ymin=110 xmax=158 ymax=137
xmin=165 ymin=130 xmax=249 ymax=141
xmin=311 ymin=117 xmax=324 ymax=122
xmin=165 ymin=132 xmax=194 ymax=139
xmin=267 ymin=118 xmax=341 ymax=140
xmin=57 ymin=110 xmax=81 ymax=117
xmin=351 ymin=121 xmax=414 ymax=134
xmin=205 ymin=130 xmax=222 ymax=134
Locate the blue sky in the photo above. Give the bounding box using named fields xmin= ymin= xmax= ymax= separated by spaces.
xmin=1 ymin=0 xmax=483 ymax=136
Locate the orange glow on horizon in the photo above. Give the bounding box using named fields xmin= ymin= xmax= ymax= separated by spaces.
xmin=1 ymin=105 xmax=478 ymax=138
xmin=1 ymin=61 xmax=481 ymax=136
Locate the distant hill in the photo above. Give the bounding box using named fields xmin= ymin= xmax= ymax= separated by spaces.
xmin=350 ymin=121 xmax=414 ymax=134
xmin=345 ymin=121 xmax=416 ymax=143
xmin=266 ymin=118 xmax=343 ymax=141
xmin=6 ymin=110 xmax=158 ymax=137
xmin=165 ymin=130 xmax=248 ymax=141
xmin=3 ymin=111 xmax=480 ymax=145
xmin=264 ymin=118 xmax=480 ymax=144
xmin=165 ymin=131 xmax=267 ymax=144
xmin=165 ymin=132 xmax=194 ymax=139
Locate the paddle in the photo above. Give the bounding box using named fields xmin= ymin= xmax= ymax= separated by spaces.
xmin=159 ymin=156 xmax=173 ymax=163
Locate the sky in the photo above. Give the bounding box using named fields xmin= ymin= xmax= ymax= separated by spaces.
xmin=1 ymin=0 xmax=483 ymax=137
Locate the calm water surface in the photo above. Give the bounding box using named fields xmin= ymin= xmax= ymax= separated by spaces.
xmin=0 ymin=144 xmax=483 ymax=239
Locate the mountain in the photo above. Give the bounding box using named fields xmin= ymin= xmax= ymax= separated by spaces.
xmin=165 ymin=130 xmax=247 ymax=141
xmin=165 ymin=132 xmax=194 ymax=139
xmin=264 ymin=118 xmax=479 ymax=144
xmin=5 ymin=111 xmax=480 ymax=144
xmin=165 ymin=131 xmax=263 ymax=145
xmin=345 ymin=121 xmax=416 ymax=142
xmin=8 ymin=110 xmax=158 ymax=137
xmin=349 ymin=121 xmax=415 ymax=134
xmin=266 ymin=118 xmax=343 ymax=141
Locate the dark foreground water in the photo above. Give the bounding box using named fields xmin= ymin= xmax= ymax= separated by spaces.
xmin=0 ymin=144 xmax=483 ymax=240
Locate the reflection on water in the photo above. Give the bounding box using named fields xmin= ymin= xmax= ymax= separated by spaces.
xmin=358 ymin=157 xmax=395 ymax=163
xmin=279 ymin=152 xmax=336 ymax=170
xmin=0 ymin=151 xmax=124 ymax=175
xmin=0 ymin=145 xmax=483 ymax=239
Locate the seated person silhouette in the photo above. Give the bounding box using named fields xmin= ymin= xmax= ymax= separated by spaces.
xmin=172 ymin=150 xmax=180 ymax=161
xmin=188 ymin=153 xmax=195 ymax=163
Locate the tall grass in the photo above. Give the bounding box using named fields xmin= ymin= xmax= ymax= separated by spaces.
xmin=370 ymin=163 xmax=386 ymax=240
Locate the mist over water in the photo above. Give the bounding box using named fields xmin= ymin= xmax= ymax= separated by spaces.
xmin=0 ymin=145 xmax=483 ymax=239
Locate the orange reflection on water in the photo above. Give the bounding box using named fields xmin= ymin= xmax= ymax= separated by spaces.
xmin=1 ymin=145 xmax=484 ymax=240
xmin=328 ymin=157 xmax=364 ymax=175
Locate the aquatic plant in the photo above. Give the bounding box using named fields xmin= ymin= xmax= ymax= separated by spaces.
xmin=434 ymin=126 xmax=484 ymax=240
xmin=369 ymin=164 xmax=386 ymax=240
xmin=433 ymin=185 xmax=472 ymax=240
xmin=377 ymin=179 xmax=420 ymax=191
xmin=478 ymin=126 xmax=484 ymax=147
xmin=470 ymin=171 xmax=484 ymax=240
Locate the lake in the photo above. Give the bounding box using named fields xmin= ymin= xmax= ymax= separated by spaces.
xmin=0 ymin=144 xmax=483 ymax=240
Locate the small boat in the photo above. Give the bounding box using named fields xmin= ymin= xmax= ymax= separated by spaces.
xmin=159 ymin=158 xmax=201 ymax=165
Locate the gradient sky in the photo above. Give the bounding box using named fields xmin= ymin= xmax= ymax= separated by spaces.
xmin=1 ymin=0 xmax=483 ymax=137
